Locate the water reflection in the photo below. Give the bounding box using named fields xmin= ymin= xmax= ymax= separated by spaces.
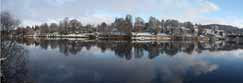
xmin=16 ymin=38 xmax=243 ymax=60
xmin=1 ymin=39 xmax=30 ymax=83
xmin=1 ymin=38 xmax=243 ymax=83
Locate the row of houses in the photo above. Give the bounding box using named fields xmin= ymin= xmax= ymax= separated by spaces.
xmin=18 ymin=24 xmax=227 ymax=41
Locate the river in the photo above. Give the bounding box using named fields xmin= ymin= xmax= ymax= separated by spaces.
xmin=1 ymin=38 xmax=243 ymax=83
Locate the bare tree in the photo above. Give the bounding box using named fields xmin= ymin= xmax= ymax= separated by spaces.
xmin=161 ymin=20 xmax=166 ymax=33
xmin=39 ymin=23 xmax=49 ymax=34
xmin=124 ymin=14 xmax=133 ymax=35
xmin=155 ymin=20 xmax=162 ymax=35
xmin=58 ymin=17 xmax=69 ymax=34
xmin=164 ymin=19 xmax=180 ymax=35
xmin=98 ymin=22 xmax=107 ymax=35
xmin=69 ymin=19 xmax=81 ymax=34
xmin=134 ymin=17 xmax=145 ymax=33
xmin=114 ymin=18 xmax=125 ymax=34
xmin=148 ymin=16 xmax=161 ymax=34
xmin=49 ymin=23 xmax=58 ymax=33
xmin=0 ymin=11 xmax=20 ymax=34
xmin=1 ymin=39 xmax=29 ymax=83
xmin=183 ymin=22 xmax=194 ymax=35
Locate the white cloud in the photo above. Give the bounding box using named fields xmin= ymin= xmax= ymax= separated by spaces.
xmin=2 ymin=0 xmax=242 ymax=27
xmin=184 ymin=0 xmax=220 ymax=17
xmin=78 ymin=15 xmax=114 ymax=25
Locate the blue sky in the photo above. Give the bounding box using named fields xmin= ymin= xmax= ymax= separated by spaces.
xmin=1 ymin=0 xmax=243 ymax=28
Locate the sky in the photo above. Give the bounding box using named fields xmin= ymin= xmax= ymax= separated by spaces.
xmin=1 ymin=0 xmax=243 ymax=28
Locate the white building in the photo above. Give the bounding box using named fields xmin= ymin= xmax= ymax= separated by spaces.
xmin=132 ymin=32 xmax=170 ymax=40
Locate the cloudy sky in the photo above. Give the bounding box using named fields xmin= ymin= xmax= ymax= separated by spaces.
xmin=1 ymin=0 xmax=243 ymax=28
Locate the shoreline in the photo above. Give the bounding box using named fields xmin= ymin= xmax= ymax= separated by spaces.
xmin=22 ymin=34 xmax=210 ymax=41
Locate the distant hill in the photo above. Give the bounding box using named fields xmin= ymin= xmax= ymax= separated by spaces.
xmin=240 ymin=29 xmax=243 ymax=33
xmin=200 ymin=24 xmax=243 ymax=34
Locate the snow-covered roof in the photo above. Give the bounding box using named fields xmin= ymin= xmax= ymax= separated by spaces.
xmin=132 ymin=32 xmax=152 ymax=36
xmin=181 ymin=27 xmax=190 ymax=30
xmin=157 ymin=33 xmax=169 ymax=36
xmin=111 ymin=32 xmax=127 ymax=35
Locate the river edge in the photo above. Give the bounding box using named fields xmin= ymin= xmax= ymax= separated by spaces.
xmin=22 ymin=34 xmax=211 ymax=42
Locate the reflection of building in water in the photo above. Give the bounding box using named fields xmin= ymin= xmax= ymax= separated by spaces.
xmin=16 ymin=38 xmax=243 ymax=60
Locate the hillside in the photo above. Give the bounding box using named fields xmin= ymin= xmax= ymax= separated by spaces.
xmin=200 ymin=24 xmax=243 ymax=34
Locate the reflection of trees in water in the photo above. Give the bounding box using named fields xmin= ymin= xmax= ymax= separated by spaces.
xmin=1 ymin=39 xmax=225 ymax=83
xmin=1 ymin=40 xmax=30 ymax=83
xmin=164 ymin=42 xmax=180 ymax=56
xmin=16 ymin=38 xmax=243 ymax=60
xmin=146 ymin=43 xmax=160 ymax=59
xmin=182 ymin=42 xmax=195 ymax=54
xmin=97 ymin=41 xmax=113 ymax=53
xmin=133 ymin=43 xmax=144 ymax=58
xmin=112 ymin=42 xmax=132 ymax=60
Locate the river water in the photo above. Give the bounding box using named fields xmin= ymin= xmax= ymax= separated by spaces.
xmin=1 ymin=38 xmax=243 ymax=83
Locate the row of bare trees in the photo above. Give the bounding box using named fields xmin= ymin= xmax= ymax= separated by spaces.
xmin=97 ymin=15 xmax=199 ymax=36
xmin=1 ymin=11 xmax=205 ymax=36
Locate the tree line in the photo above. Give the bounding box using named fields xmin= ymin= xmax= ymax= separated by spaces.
xmin=16 ymin=14 xmax=203 ymax=36
xmin=1 ymin=11 xmax=242 ymax=36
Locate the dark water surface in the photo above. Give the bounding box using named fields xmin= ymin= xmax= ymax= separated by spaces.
xmin=1 ymin=38 xmax=243 ymax=83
